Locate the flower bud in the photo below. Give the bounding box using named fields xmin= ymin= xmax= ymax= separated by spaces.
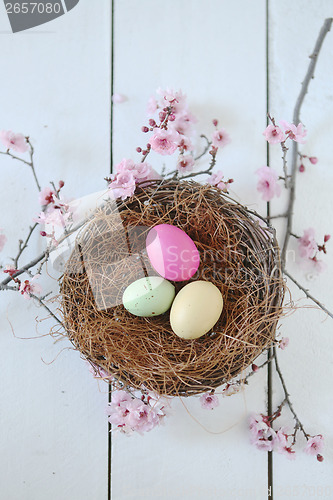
xmin=317 ymin=454 xmax=324 ymax=462
xmin=212 ymin=119 xmax=218 ymax=127
xmin=40 ymin=231 xmax=47 ymax=237
xmin=309 ymin=156 xmax=318 ymax=165
xmin=136 ymin=147 xmax=142 ymax=153
xmin=59 ymin=180 xmax=65 ymax=188
xmin=159 ymin=111 xmax=166 ymax=122
xmin=141 ymin=126 xmax=149 ymax=133
xmin=324 ymin=234 xmax=331 ymax=243
xmin=299 ymin=164 xmax=305 ymax=173
xmin=169 ymin=113 xmax=176 ymax=121
xmin=148 ymin=119 xmax=156 ymax=127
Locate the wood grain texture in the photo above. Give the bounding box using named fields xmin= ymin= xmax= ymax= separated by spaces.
xmin=0 ymin=1 xmax=111 ymax=499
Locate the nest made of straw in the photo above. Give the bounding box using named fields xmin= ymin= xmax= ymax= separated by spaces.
xmin=61 ymin=180 xmax=285 ymax=396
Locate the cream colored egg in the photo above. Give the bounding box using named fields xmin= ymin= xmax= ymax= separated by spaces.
xmin=170 ymin=281 xmax=223 ymax=339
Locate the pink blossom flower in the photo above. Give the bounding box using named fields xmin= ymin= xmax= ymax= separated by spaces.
xmin=275 ymin=428 xmax=296 ymax=459
xmin=3 ymin=264 xmax=18 ymax=277
xmin=222 ymin=383 xmax=241 ymax=397
xmin=115 ymin=158 xmax=136 ymax=173
xmin=249 ymin=414 xmax=276 ymax=452
xmin=207 ymin=170 xmax=229 ymax=192
xmin=148 ymin=129 xmax=179 ymax=155
xmin=147 ymin=96 xmax=158 ymax=115
xmin=212 ymin=128 xmax=231 ymax=148
xmin=112 ymin=93 xmax=127 ymax=103
xmin=106 ymin=391 xmax=163 ymax=434
xmin=263 ymin=125 xmax=285 ymax=144
xmin=156 ymin=88 xmax=186 ymax=113
xmin=308 ymin=257 xmax=326 ymax=274
xmin=199 ymin=392 xmax=219 ymax=410
xmin=0 ymin=229 xmax=7 ymax=252
xmin=126 ymin=399 xmax=161 ymax=433
xmin=34 ymin=206 xmax=72 ymax=228
xmin=88 ymin=362 xmax=114 ymax=381
xmin=256 ymin=166 xmax=281 ymax=202
xmin=304 ymin=435 xmax=324 ymax=456
xmin=38 ymin=187 xmax=55 ymax=206
xmin=111 ymin=390 xmax=132 ymax=407
xmin=280 ymin=121 xmax=307 ymax=144
xmin=132 ymin=162 xmax=162 ymax=183
xmin=298 ymin=228 xmax=317 ymax=259
xmin=19 ymin=275 xmax=42 ymax=300
xmin=279 ymin=337 xmax=289 ymax=350
xmin=177 ymin=154 xmax=195 ymax=173
xmin=172 ymin=111 xmax=197 ymax=137
xmin=178 ymin=136 xmax=193 ymax=152
xmin=0 ymin=130 xmax=28 ymax=153
xmin=108 ymin=171 xmax=136 ymax=200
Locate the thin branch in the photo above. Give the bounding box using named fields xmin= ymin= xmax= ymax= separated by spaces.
xmin=0 ymin=149 xmax=32 ymax=167
xmin=284 ymin=270 xmax=333 ymax=319
xmin=30 ymin=293 xmax=64 ymax=327
xmin=243 ymin=353 xmax=274 ymax=382
xmin=165 ymin=134 xmax=212 ymax=179
xmin=0 ymin=138 xmax=41 ymax=191
xmin=13 ymin=223 xmax=38 ymax=268
xmin=273 ymin=347 xmax=308 ymax=440
xmin=26 ymin=138 xmax=41 ymax=191
xmin=194 ymin=134 xmax=211 ymax=161
xmin=266 ymin=213 xmax=288 ymax=220
xmin=281 ymin=18 xmax=333 ymax=267
xmin=0 ymin=284 xmax=18 ymax=291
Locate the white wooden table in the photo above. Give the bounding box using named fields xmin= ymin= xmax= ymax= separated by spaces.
xmin=0 ymin=1 xmax=332 ymax=499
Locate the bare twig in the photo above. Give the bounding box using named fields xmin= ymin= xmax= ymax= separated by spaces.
xmin=268 ymin=114 xmax=289 ymax=187
xmin=194 ymin=134 xmax=211 ymax=161
xmin=273 ymin=346 xmax=308 ymax=440
xmin=242 ymin=352 xmax=275 ymax=382
xmin=30 ymin=293 xmax=64 ymax=327
xmin=0 ymin=138 xmax=41 ymax=191
xmin=26 ymin=138 xmax=41 ymax=191
xmin=13 ymin=223 xmax=38 ymax=268
xmin=281 ymin=18 xmax=333 ymax=267
xmin=284 ymin=270 xmax=333 ymax=319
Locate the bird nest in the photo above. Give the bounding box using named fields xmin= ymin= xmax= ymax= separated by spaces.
xmin=60 ymin=180 xmax=285 ymax=396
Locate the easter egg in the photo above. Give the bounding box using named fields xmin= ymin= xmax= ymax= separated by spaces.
xmin=170 ymin=281 xmax=223 ymax=339
xmin=146 ymin=224 xmax=200 ymax=282
xmin=122 ymin=276 xmax=175 ymax=317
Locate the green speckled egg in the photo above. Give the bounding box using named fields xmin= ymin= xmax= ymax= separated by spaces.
xmin=122 ymin=276 xmax=175 ymax=317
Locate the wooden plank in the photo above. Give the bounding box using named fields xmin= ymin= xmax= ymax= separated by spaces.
xmin=0 ymin=1 xmax=111 ymax=499
xmin=111 ymin=1 xmax=269 ymax=498
xmin=268 ymin=1 xmax=333 ymax=497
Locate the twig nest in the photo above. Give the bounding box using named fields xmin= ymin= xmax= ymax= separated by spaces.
xmin=61 ymin=180 xmax=285 ymax=396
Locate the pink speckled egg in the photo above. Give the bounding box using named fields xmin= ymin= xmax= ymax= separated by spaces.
xmin=146 ymin=224 xmax=200 ymax=282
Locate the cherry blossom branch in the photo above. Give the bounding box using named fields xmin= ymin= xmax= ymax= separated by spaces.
xmin=268 ymin=114 xmax=289 ymax=187
xmin=30 ymin=293 xmax=64 ymax=327
xmin=0 ymin=138 xmax=41 ymax=191
xmin=26 ymin=138 xmax=41 ymax=191
xmin=284 ymin=270 xmax=333 ymax=319
xmin=242 ymin=352 xmax=274 ymax=382
xmin=273 ymin=346 xmax=308 ymax=440
xmin=165 ymin=134 xmax=212 ymax=179
xmin=281 ymin=17 xmax=333 ymax=267
xmin=13 ymin=222 xmax=38 ymax=268
xmin=194 ymin=134 xmax=211 ymax=161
